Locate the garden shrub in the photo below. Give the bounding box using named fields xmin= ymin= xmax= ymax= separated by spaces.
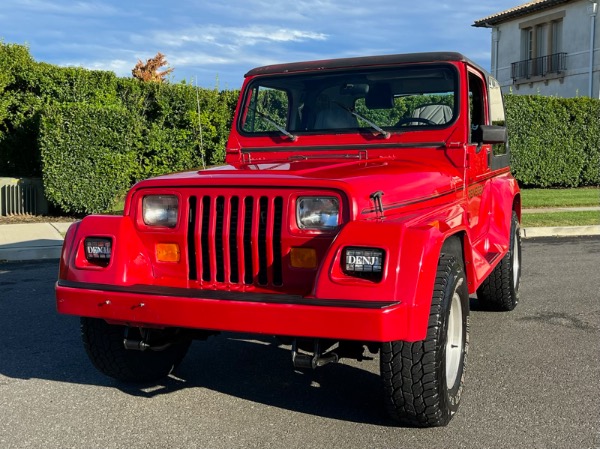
xmin=505 ymin=95 xmax=600 ymax=187
xmin=40 ymin=103 xmax=141 ymax=214
xmin=0 ymin=42 xmax=44 ymax=176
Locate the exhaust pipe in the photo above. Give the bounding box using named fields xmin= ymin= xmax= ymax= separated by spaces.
xmin=123 ymin=338 xmax=173 ymax=352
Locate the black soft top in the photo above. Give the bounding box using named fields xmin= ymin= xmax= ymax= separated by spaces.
xmin=245 ymin=52 xmax=488 ymax=78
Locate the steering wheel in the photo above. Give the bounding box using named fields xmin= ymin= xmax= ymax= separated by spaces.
xmin=395 ymin=117 xmax=436 ymax=126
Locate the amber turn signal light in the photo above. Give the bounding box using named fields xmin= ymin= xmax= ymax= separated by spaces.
xmin=290 ymin=247 xmax=317 ymax=269
xmin=156 ymin=243 xmax=180 ymax=263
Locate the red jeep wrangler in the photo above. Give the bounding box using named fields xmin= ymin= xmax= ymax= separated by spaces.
xmin=56 ymin=52 xmax=521 ymax=427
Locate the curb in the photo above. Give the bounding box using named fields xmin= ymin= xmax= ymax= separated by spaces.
xmin=522 ymin=206 xmax=600 ymax=214
xmin=521 ymin=225 xmax=600 ymax=238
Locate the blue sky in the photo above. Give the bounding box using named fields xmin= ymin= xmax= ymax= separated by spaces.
xmin=0 ymin=0 xmax=520 ymax=89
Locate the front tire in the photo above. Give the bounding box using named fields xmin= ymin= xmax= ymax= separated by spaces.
xmin=381 ymin=255 xmax=469 ymax=427
xmin=81 ymin=318 xmax=191 ymax=382
xmin=477 ymin=211 xmax=521 ymax=311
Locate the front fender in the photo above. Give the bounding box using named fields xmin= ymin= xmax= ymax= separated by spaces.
xmin=58 ymin=215 xmax=153 ymax=286
xmin=312 ymin=218 xmax=451 ymax=341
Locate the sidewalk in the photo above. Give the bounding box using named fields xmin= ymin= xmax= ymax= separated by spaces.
xmin=0 ymin=212 xmax=599 ymax=262
xmin=0 ymin=222 xmax=72 ymax=261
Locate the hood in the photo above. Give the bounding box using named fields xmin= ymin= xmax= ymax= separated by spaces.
xmin=135 ymin=157 xmax=463 ymax=218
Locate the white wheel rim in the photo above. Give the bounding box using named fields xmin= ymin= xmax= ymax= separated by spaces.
xmin=446 ymin=284 xmax=463 ymax=390
xmin=512 ymin=233 xmax=520 ymax=290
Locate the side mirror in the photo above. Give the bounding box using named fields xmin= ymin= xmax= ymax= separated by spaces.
xmin=472 ymin=125 xmax=507 ymax=144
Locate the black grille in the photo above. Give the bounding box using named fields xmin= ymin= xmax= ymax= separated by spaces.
xmin=191 ymin=193 xmax=284 ymax=287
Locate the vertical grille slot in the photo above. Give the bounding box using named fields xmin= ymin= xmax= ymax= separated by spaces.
xmin=215 ymin=196 xmax=225 ymax=282
xmin=187 ymin=196 xmax=197 ymax=280
xmin=201 ymin=196 xmax=211 ymax=282
xmin=257 ymin=197 xmax=268 ymax=285
xmin=243 ymin=197 xmax=254 ymax=284
xmin=229 ymin=197 xmax=240 ymax=283
xmin=272 ymin=197 xmax=283 ymax=286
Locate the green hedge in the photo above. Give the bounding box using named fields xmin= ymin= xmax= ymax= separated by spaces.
xmin=505 ymin=95 xmax=600 ymax=187
xmin=40 ymin=104 xmax=141 ymax=214
xmin=37 ymin=84 xmax=238 ymax=213
xmin=0 ymin=42 xmax=45 ymax=177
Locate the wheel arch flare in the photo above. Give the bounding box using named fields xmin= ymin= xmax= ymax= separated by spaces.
xmin=312 ymin=218 xmax=462 ymax=341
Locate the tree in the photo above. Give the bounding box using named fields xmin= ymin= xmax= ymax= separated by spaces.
xmin=132 ymin=52 xmax=173 ymax=83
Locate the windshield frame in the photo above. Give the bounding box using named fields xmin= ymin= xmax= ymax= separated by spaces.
xmin=237 ymin=63 xmax=460 ymax=140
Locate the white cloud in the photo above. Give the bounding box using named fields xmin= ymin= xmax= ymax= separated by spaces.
xmin=201 ymin=0 xmax=341 ymax=22
xmin=5 ymin=0 xmax=119 ymax=16
xmin=232 ymin=27 xmax=327 ymax=44
xmin=168 ymin=53 xmax=233 ymax=67
xmin=58 ymin=58 xmax=132 ymax=76
xmin=147 ymin=25 xmax=327 ymax=49
xmin=140 ymin=32 xmax=216 ymax=48
xmin=88 ymin=59 xmax=131 ymax=75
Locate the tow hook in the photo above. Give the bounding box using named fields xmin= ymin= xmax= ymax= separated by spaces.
xmin=291 ymin=339 xmax=339 ymax=369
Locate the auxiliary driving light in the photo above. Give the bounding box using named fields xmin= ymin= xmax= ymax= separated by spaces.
xmin=343 ymin=247 xmax=384 ymax=280
xmin=84 ymin=237 xmax=112 ymax=266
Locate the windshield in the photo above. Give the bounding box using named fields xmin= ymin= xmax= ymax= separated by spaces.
xmin=239 ymin=65 xmax=458 ymax=137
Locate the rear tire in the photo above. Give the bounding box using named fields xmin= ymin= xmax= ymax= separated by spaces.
xmin=477 ymin=211 xmax=521 ymax=311
xmin=381 ymin=255 xmax=469 ymax=427
xmin=81 ymin=318 xmax=191 ymax=383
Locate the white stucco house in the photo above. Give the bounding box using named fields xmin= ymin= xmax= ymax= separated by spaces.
xmin=473 ymin=0 xmax=599 ymax=98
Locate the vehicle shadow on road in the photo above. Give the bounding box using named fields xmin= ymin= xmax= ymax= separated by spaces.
xmin=118 ymin=334 xmax=396 ymax=426
xmin=469 ymin=296 xmax=504 ymax=312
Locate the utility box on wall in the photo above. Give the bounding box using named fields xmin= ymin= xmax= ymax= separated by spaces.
xmin=0 ymin=178 xmax=49 ymax=216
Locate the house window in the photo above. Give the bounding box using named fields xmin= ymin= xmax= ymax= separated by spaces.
xmin=549 ymin=20 xmax=562 ymax=72
xmin=551 ymin=20 xmax=562 ymax=52
xmin=514 ymin=12 xmax=565 ymax=81
xmin=536 ymin=24 xmax=547 ymax=58
xmin=521 ymin=28 xmax=533 ymax=61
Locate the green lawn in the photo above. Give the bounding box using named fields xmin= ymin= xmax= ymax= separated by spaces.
xmin=521 ymin=187 xmax=599 ymax=208
xmin=521 ymin=210 xmax=600 ymax=227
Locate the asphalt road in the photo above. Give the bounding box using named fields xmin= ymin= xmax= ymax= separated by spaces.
xmin=0 ymin=237 xmax=599 ymax=449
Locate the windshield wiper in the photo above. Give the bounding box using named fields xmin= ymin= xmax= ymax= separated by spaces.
xmin=334 ymin=102 xmax=390 ymax=139
xmin=252 ymin=108 xmax=297 ymax=141
xmin=288 ymin=153 xmax=363 ymax=161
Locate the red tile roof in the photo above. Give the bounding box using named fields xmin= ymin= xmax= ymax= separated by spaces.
xmin=473 ymin=0 xmax=574 ymax=27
